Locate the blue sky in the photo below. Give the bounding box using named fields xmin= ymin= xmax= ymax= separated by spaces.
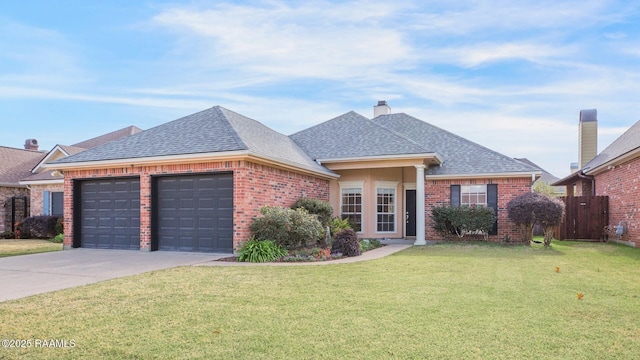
xmin=2 ymin=1 xmax=640 ymax=178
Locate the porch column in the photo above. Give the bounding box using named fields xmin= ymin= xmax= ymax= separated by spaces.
xmin=414 ymin=165 xmax=427 ymax=245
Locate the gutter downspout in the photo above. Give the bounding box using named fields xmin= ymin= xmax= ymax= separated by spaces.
xmin=577 ymin=172 xmax=595 ymax=196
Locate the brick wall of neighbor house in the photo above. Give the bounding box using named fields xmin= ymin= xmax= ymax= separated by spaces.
xmin=29 ymin=183 xmax=65 ymax=217
xmin=0 ymin=187 xmax=30 ymax=233
xmin=594 ymin=156 xmax=640 ymax=247
xmin=424 ymin=177 xmax=532 ymax=242
xmin=62 ymin=160 xmax=330 ymax=251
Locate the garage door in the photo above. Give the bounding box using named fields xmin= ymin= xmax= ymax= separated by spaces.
xmin=78 ymin=178 xmax=140 ymax=250
xmin=155 ymin=173 xmax=233 ymax=253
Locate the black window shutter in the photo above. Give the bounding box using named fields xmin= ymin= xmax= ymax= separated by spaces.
xmin=487 ymin=184 xmax=498 ymax=235
xmin=450 ymin=185 xmax=461 ymax=207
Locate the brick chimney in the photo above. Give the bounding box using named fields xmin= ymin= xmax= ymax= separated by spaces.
xmin=24 ymin=139 xmax=39 ymax=151
xmin=578 ymin=109 xmax=597 ymax=168
xmin=373 ymin=100 xmax=391 ymax=118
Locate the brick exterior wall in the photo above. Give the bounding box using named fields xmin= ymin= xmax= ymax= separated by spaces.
xmin=594 ymin=156 xmax=640 ymax=247
xmin=62 ymin=160 xmax=330 ymax=252
xmin=0 ymin=187 xmax=30 ymax=233
xmin=424 ymin=177 xmax=532 ymax=242
xmin=29 ymin=183 xmax=64 ymax=217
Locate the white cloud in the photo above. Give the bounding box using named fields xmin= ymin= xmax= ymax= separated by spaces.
xmin=151 ymin=1 xmax=414 ymax=79
xmin=435 ymin=42 xmax=572 ymax=68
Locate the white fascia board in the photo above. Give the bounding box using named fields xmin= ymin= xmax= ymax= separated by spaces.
xmin=31 ymin=145 xmax=69 ymax=173
xmin=42 ymin=150 xmax=252 ymax=170
xmin=42 ymin=150 xmax=339 ymax=179
xmin=316 ymin=153 xmax=442 ymax=164
xmin=425 ymin=171 xmax=542 ymax=180
xmin=19 ymin=179 xmax=65 ymax=186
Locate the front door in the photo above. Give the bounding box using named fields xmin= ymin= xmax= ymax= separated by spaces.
xmin=405 ymin=189 xmax=416 ymax=237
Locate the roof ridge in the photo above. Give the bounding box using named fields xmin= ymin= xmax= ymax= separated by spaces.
xmin=211 ymin=106 xmax=249 ymax=150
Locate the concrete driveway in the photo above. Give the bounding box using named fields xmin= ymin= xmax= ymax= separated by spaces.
xmin=0 ymin=249 xmax=226 ymax=302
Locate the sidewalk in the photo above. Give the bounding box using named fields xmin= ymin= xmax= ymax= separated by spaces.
xmin=196 ymin=243 xmax=412 ymax=267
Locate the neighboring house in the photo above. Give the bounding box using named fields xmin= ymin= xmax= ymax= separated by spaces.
xmin=46 ymin=102 xmax=540 ymax=253
xmin=514 ymin=158 xmax=565 ymax=196
xmin=20 ymin=126 xmax=142 ymax=218
xmin=0 ymin=141 xmax=46 ymax=233
xmin=554 ymin=115 xmax=640 ymax=247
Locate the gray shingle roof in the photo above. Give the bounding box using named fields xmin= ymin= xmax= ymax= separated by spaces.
xmin=290 ymin=111 xmax=432 ymax=160
xmin=514 ymin=158 xmax=558 ymax=183
xmin=290 ymin=111 xmax=537 ymax=176
xmin=372 ymin=113 xmax=539 ymax=176
xmin=0 ymin=146 xmax=45 ymax=186
xmin=53 ymin=106 xmax=333 ymax=176
xmin=583 ymin=119 xmax=640 ymax=173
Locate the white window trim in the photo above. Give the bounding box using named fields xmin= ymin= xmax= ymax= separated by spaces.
xmin=338 ymin=181 xmax=364 ymax=234
xmin=461 ymin=184 xmax=488 ymax=207
xmin=375 ymin=181 xmax=399 ymax=234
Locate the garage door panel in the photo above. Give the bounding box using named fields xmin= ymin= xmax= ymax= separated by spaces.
xmin=79 ymin=178 xmax=140 ymax=250
xmin=156 ymin=173 xmax=233 ymax=253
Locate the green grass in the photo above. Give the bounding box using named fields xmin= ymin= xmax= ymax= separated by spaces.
xmin=0 ymin=239 xmax=63 ymax=258
xmin=1 ymin=241 xmax=639 ymax=359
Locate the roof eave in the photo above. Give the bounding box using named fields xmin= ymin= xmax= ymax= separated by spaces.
xmin=43 ymin=150 xmax=338 ymax=180
xmin=426 ymin=171 xmax=542 ymax=180
xmin=31 ymin=145 xmax=70 ymax=173
xmin=43 ymin=150 xmax=253 ymax=170
xmin=19 ymin=179 xmax=65 ymax=186
xmin=317 ymin=153 xmax=443 ymax=165
xmin=584 ymin=147 xmax=640 ymax=176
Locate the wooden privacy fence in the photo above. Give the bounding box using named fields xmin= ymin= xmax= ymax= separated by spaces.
xmin=557 ymin=196 xmax=609 ymax=240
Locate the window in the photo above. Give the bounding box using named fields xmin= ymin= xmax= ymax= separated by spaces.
xmin=43 ymin=191 xmax=64 ymax=216
xmin=341 ymin=187 xmax=362 ymax=232
xmin=461 ymin=185 xmax=487 ymax=206
xmin=376 ymin=187 xmax=396 ymax=232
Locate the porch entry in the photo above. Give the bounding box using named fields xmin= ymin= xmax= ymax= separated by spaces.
xmin=405 ymin=189 xmax=416 ymax=237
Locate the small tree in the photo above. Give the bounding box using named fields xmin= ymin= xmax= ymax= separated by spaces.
xmin=507 ymin=192 xmax=543 ymax=245
xmin=507 ymin=192 xmax=564 ymax=246
xmin=533 ymin=180 xmax=557 ymax=197
xmin=533 ymin=197 xmax=564 ymax=247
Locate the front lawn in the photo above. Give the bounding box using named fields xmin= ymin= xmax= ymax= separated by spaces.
xmin=0 ymin=239 xmax=63 ymax=258
xmin=1 ymin=241 xmax=639 ymax=359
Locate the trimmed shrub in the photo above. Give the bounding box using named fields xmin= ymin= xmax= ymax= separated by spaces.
xmin=331 ymin=229 xmax=361 ymax=257
xmin=291 ymin=198 xmax=333 ymax=226
xmin=250 ymin=206 xmax=324 ymax=249
xmin=431 ymin=206 xmax=495 ymax=240
xmin=17 ymin=216 xmax=62 ymax=239
xmin=237 ymin=238 xmax=288 ymax=263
